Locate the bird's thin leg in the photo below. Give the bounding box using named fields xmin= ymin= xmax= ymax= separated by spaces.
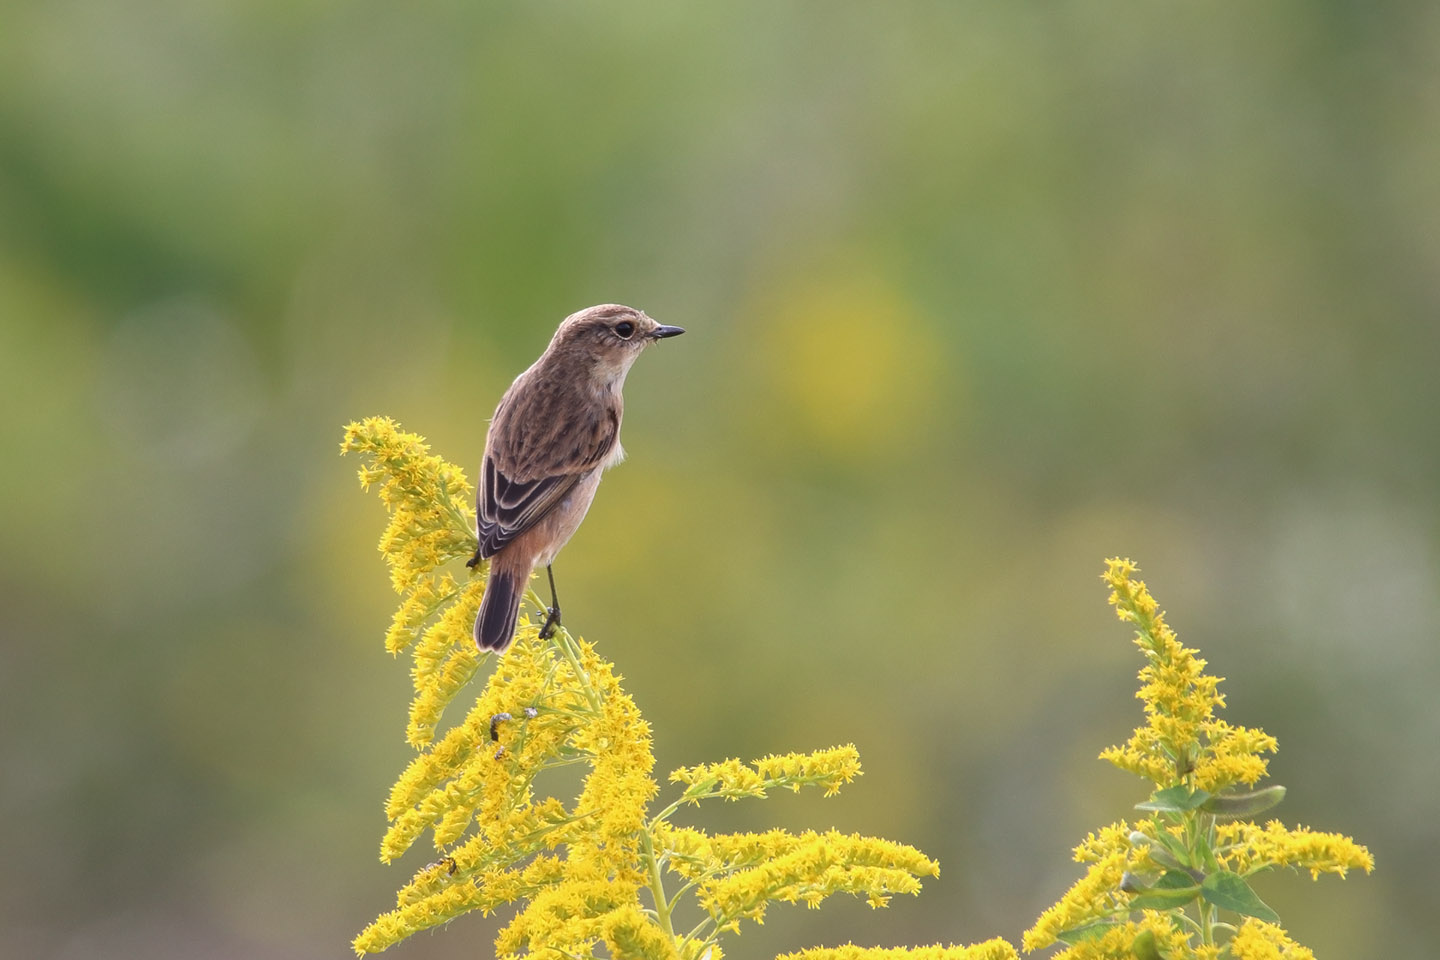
xmin=466 ymin=545 xmax=483 ymax=569
xmin=537 ymin=564 xmax=562 ymax=639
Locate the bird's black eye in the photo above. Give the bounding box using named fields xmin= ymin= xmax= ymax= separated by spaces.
xmin=614 ymin=320 xmax=636 ymax=339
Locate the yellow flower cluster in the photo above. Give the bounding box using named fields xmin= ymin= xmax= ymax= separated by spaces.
xmin=495 ymin=877 xmax=648 ymax=957
xmin=341 ymin=417 xmax=487 ymax=746
xmin=1072 ymin=820 xmax=1152 ymax=866
xmin=1022 ymin=851 xmax=1128 ymax=950
xmin=354 ymin=625 xmax=618 ymax=955
xmin=347 ymin=418 xmax=976 ymax=959
xmin=341 ymin=417 xmax=476 ymax=594
xmin=404 ymin=578 xmax=486 ymax=745
xmin=358 ymin=629 xmax=674 ymax=955
xmin=1037 ymin=913 xmax=1196 ymax=960
xmin=1190 ymin=720 xmax=1278 ymax=793
xmin=566 ymin=639 xmax=658 ymax=887
xmin=378 ymin=627 xmax=587 ymax=862
xmin=777 ymin=940 xmax=1020 ymax=960
xmin=1216 ymin=820 xmax=1375 ymax=880
xmin=1099 ymin=558 xmax=1277 ymax=791
xmin=670 ymin=744 xmax=863 ymax=800
xmin=657 ymin=822 xmax=939 ymax=927
xmin=1023 ymin=560 xmax=1373 ymax=959
xmin=1228 ymin=919 xmax=1316 ymax=959
xmin=592 ymin=903 xmax=687 ymax=960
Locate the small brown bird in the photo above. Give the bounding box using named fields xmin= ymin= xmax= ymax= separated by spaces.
xmin=468 ymin=304 xmax=685 ymax=653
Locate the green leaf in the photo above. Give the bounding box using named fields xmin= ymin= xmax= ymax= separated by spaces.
xmin=1201 ymin=870 xmax=1281 ymax=923
xmin=1055 ymin=919 xmax=1123 ymax=945
xmin=1136 ymin=785 xmax=1212 ymax=812
xmin=1201 ymin=785 xmax=1287 ymax=819
xmin=1143 ymin=844 xmax=1188 ymax=872
xmin=1127 ymin=870 xmax=1202 ymax=910
xmin=1133 ymin=827 xmax=1193 ymax=869
xmin=1194 ymin=830 xmax=1221 ymax=874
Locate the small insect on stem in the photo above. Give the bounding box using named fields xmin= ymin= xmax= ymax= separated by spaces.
xmin=490 ymin=707 xmax=541 ymax=759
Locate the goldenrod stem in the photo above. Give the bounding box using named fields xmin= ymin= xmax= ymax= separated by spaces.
xmin=526 ymin=587 xmax=600 ymax=711
xmin=642 ymin=829 xmax=678 ymax=943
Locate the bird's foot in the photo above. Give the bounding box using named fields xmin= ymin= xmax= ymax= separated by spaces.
xmin=465 ymin=548 xmax=482 ymax=569
xmin=537 ymin=606 xmax=562 ymax=640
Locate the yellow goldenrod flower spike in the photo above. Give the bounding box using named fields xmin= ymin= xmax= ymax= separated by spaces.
xmin=405 ymin=627 xmax=483 ymax=748
xmin=1024 ymin=561 xmax=1372 ymax=958
xmin=407 ymin=577 xmax=482 ymax=690
xmin=776 ymin=940 xmax=1020 ymax=960
xmin=383 ymin=572 xmax=456 ymax=655
xmin=1070 ymin=819 xmax=1163 ymax=874
xmin=1022 ymin=851 xmax=1128 ymax=951
xmin=1215 ymin=820 xmax=1375 ymax=880
xmin=341 ymin=417 xmax=476 ymax=595
xmin=695 ymin=830 xmax=939 ymax=925
xmin=1227 ymin=919 xmax=1316 ymax=960
xmin=669 ymin=745 xmax=862 ymax=801
xmin=1035 ymin=913 xmax=1194 ymax=960
xmin=1099 ymin=558 xmax=1274 ymax=791
xmin=379 ymin=628 xmax=588 ymax=864
xmin=601 ymin=903 xmax=685 ymax=960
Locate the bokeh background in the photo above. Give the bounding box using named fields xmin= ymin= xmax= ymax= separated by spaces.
xmin=3 ymin=3 xmax=1437 ymax=957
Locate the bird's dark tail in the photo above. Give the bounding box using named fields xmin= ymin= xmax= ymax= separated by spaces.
xmin=475 ymin=565 xmax=522 ymax=653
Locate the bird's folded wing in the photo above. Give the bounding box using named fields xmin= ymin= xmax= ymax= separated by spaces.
xmin=476 ymin=459 xmax=582 ymax=557
xmin=476 ymin=396 xmax=619 ymax=559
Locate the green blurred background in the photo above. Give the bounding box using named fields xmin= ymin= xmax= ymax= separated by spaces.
xmin=3 ymin=2 xmax=1436 ymax=957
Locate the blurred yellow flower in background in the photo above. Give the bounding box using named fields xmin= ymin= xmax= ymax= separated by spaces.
xmin=747 ymin=262 xmax=946 ymax=465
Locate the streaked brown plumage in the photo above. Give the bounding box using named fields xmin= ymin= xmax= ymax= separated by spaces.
xmin=469 ymin=304 xmax=684 ymax=653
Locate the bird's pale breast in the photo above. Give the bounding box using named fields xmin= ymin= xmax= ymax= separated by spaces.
xmin=534 ymin=467 xmax=604 ymax=567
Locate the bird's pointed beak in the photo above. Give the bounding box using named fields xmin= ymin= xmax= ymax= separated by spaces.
xmin=650 ymin=325 xmax=686 ymax=340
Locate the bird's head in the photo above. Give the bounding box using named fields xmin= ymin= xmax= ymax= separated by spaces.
xmin=548 ymin=304 xmax=684 ymax=384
